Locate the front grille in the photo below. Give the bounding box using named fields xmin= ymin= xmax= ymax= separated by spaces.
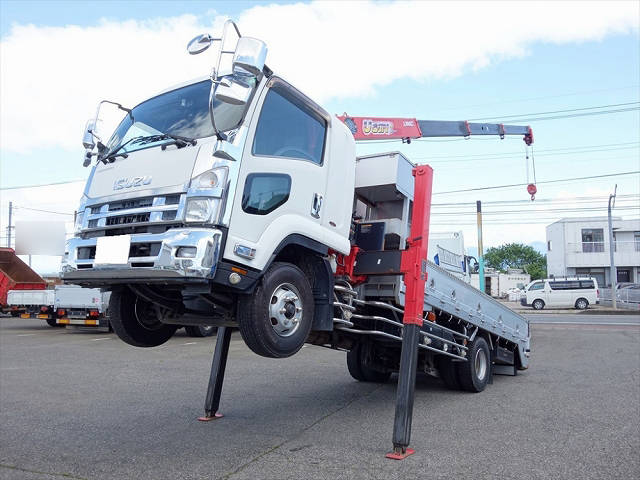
xmin=82 ymin=194 xmax=185 ymax=237
xmin=109 ymin=198 xmax=153 ymax=211
xmin=106 ymin=212 xmax=150 ymax=226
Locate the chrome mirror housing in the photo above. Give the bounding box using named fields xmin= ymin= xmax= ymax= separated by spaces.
xmin=232 ymin=37 xmax=267 ymax=76
xmin=187 ymin=34 xmax=214 ymax=55
xmin=215 ymin=76 xmax=252 ymax=106
xmin=82 ymin=119 xmax=96 ymax=149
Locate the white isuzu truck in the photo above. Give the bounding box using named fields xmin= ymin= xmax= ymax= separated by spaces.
xmin=62 ymin=21 xmax=532 ymax=457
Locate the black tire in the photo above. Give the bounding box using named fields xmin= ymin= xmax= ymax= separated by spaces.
xmin=11 ymin=311 xmax=19 ymax=317
xmin=46 ymin=317 xmax=60 ymax=327
xmin=436 ymin=355 xmax=461 ymax=390
xmin=237 ymin=262 xmax=313 ymax=358
xmin=109 ymin=289 xmax=178 ymax=348
xmin=575 ymin=298 xmax=589 ymax=310
xmin=456 ymin=336 xmax=491 ymax=393
xmin=185 ymin=325 xmax=217 ymax=337
xmin=346 ymin=342 xmax=391 ymax=383
xmin=532 ymin=299 xmax=545 ymax=310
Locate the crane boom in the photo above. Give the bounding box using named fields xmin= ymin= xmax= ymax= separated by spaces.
xmin=337 ymin=115 xmax=534 ymax=145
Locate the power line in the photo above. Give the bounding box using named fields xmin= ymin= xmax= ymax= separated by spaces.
xmin=433 ymin=171 xmax=640 ymax=195
xmin=467 ymin=101 xmax=640 ymax=121
xmin=438 ymin=85 xmax=640 ymax=112
xmin=433 ymin=194 xmax=639 ymax=207
xmin=0 ymin=179 xmax=86 ymax=191
xmin=14 ymin=206 xmax=74 ymax=216
xmin=415 ymin=141 xmax=640 ymax=161
xmin=498 ymin=106 xmax=640 ymax=123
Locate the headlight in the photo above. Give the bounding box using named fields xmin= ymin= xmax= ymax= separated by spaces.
xmin=185 ymin=199 xmax=213 ymax=223
xmin=191 ymin=167 xmax=228 ymax=189
xmin=74 ymin=211 xmax=84 ymax=233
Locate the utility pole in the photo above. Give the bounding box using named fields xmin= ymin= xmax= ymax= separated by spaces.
xmin=608 ymin=185 xmax=617 ymax=309
xmin=6 ymin=201 xmax=13 ymax=248
xmin=477 ymin=201 xmax=485 ymax=294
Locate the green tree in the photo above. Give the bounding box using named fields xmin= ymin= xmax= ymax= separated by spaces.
xmin=484 ymin=243 xmax=547 ymax=280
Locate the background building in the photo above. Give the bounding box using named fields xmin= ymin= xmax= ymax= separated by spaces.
xmin=546 ymin=217 xmax=640 ymax=287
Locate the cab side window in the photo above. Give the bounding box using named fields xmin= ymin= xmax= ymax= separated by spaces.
xmin=253 ymin=84 xmax=326 ymax=165
xmin=241 ymin=173 xmax=291 ymax=215
xmin=529 ymin=282 xmax=544 ymax=291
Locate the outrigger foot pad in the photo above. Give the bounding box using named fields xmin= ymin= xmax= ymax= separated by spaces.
xmin=197 ymin=412 xmax=224 ymax=422
xmin=385 ymin=447 xmax=415 ymax=460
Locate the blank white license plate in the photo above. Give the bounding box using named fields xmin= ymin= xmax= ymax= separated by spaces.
xmin=94 ymin=235 xmax=131 ymax=265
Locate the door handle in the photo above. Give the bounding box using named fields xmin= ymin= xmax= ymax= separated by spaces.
xmin=310 ymin=193 xmax=323 ymax=218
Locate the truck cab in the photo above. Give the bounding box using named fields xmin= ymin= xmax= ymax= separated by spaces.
xmin=63 ymin=25 xmax=354 ymax=356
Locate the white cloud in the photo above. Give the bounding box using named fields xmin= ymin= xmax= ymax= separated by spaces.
xmin=0 ymin=1 xmax=637 ymax=154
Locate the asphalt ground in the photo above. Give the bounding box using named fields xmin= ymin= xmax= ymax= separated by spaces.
xmin=1 ymin=314 xmax=639 ymax=480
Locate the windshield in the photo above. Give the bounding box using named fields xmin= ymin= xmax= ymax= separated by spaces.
xmin=106 ymin=77 xmax=257 ymax=157
xmin=106 ymin=80 xmax=215 ymax=155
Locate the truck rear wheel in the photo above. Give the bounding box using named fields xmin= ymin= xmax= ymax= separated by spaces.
xmin=237 ymin=262 xmax=313 ymax=358
xmin=347 ymin=342 xmax=391 ymax=383
xmin=436 ymin=356 xmax=461 ymax=390
xmin=185 ymin=325 xmax=216 ymax=337
xmin=46 ymin=318 xmax=61 ymax=327
xmin=109 ymin=289 xmax=178 ymax=348
xmin=456 ymin=336 xmax=490 ymax=392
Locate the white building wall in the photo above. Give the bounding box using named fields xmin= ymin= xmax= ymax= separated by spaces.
xmin=546 ymin=221 xmax=566 ymax=277
xmin=546 ymin=217 xmax=640 ymax=286
xmin=498 ymin=273 xmax=531 ymax=296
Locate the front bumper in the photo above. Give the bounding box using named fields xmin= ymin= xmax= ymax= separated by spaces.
xmin=62 ymin=228 xmax=222 ymax=284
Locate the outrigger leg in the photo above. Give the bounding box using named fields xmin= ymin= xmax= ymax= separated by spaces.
xmin=386 ymin=164 xmax=434 ymax=460
xmin=198 ymin=326 xmax=233 ymax=421
xmin=387 ymin=323 xmax=421 ymax=459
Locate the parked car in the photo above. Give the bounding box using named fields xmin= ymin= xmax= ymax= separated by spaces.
xmin=521 ymin=277 xmax=599 ymax=310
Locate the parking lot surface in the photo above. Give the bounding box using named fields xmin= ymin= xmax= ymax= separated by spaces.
xmin=1 ymin=315 xmax=639 ymax=480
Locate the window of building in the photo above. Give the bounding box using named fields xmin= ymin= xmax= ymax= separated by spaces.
xmin=581 ymin=228 xmax=604 ymax=252
xmin=253 ymin=84 xmax=326 ymax=165
xmin=547 ymin=240 xmax=552 ymax=251
xmin=241 ymin=173 xmax=291 ymax=215
xmin=635 ymin=232 xmax=640 ymax=252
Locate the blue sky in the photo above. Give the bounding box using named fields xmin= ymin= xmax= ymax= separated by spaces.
xmin=0 ymin=1 xmax=638 ymax=273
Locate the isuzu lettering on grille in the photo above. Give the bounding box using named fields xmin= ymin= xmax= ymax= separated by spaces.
xmin=113 ymin=176 xmax=152 ymax=190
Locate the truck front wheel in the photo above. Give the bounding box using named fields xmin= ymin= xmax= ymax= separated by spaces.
xmin=237 ymin=262 xmax=313 ymax=358
xmin=109 ymin=289 xmax=178 ymax=347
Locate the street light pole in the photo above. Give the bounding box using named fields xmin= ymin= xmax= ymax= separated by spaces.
xmin=477 ymin=201 xmax=485 ymax=294
xmin=7 ymin=201 xmax=13 ymax=248
xmin=608 ymin=185 xmax=617 ymax=309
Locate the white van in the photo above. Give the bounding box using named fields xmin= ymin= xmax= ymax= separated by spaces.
xmin=521 ymin=277 xmax=599 ymax=310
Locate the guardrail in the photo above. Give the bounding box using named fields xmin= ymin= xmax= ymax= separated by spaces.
xmin=599 ymin=288 xmax=640 ymax=310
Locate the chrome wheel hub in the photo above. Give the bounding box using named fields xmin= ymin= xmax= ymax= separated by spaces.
xmin=475 ymin=348 xmax=488 ymax=381
xmin=269 ymin=283 xmax=302 ymax=337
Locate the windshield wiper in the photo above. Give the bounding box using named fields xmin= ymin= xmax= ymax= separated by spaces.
xmin=99 ymin=133 xmax=197 ymax=164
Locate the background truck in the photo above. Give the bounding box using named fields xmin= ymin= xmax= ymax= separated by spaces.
xmin=6 ymin=289 xmax=56 ymax=325
xmin=0 ymin=247 xmax=46 ymax=315
xmin=62 ymin=21 xmax=532 ymax=456
xmin=54 ymin=285 xmax=111 ymax=328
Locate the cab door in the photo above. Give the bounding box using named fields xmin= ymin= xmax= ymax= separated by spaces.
xmin=225 ymin=77 xmax=330 ymax=270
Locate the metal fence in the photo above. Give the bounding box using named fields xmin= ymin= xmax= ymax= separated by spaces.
xmin=599 ymin=288 xmax=640 ymax=310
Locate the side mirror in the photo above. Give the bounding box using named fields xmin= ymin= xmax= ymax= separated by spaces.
xmin=82 ymin=119 xmax=96 ymax=149
xmin=187 ymin=34 xmax=214 ymax=55
xmin=215 ymin=76 xmax=252 ymax=106
xmin=232 ymin=37 xmax=267 ymax=76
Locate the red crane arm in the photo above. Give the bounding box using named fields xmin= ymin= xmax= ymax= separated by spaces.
xmin=337 ymin=115 xmax=533 ymax=145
